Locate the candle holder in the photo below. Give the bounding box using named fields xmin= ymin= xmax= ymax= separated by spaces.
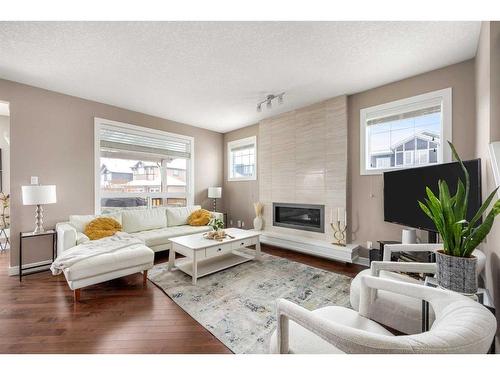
xmin=330 ymin=221 xmax=347 ymax=247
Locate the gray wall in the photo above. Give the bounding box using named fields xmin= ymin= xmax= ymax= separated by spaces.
xmin=1 ymin=54 xmax=483 ymax=271
xmin=474 ymin=21 xmax=500 ymax=332
xmin=222 ymin=124 xmax=259 ymax=228
xmin=0 ymin=78 xmax=223 ymax=267
xmin=223 ymin=60 xmax=477 ymax=259
xmin=0 ymin=115 xmax=9 ymax=194
xmin=348 ymin=59 xmax=477 ymax=253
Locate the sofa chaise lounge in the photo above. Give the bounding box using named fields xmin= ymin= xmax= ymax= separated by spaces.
xmin=55 ymin=205 xmax=222 ymax=302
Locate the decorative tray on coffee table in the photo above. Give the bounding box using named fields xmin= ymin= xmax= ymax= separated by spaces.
xmin=202 ymin=231 xmax=235 ymax=242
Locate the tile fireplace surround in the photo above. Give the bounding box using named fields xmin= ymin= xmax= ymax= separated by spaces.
xmin=259 ymin=95 xmax=348 ymax=244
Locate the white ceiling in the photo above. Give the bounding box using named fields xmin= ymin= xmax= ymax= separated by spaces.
xmin=0 ymin=22 xmax=480 ymax=133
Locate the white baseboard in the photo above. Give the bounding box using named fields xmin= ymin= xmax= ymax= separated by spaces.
xmin=8 ymin=259 xmax=52 ymax=276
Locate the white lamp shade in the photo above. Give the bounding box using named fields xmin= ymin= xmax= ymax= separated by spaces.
xmin=22 ymin=185 xmax=57 ymax=205
xmin=208 ymin=187 xmax=222 ymax=199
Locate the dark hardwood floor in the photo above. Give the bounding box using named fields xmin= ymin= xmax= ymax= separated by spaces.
xmin=0 ymin=245 xmax=366 ymax=354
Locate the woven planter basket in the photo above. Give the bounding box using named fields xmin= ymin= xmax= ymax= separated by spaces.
xmin=436 ymin=250 xmax=477 ymax=294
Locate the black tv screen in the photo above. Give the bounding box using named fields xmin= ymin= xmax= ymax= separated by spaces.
xmin=383 ymin=159 xmax=482 ymax=232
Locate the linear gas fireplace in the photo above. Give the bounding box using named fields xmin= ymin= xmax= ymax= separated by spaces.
xmin=273 ymin=203 xmax=325 ymax=233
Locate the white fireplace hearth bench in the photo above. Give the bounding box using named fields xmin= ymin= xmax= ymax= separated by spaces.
xmin=259 ymin=231 xmax=359 ymax=263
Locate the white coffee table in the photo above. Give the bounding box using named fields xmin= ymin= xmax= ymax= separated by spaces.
xmin=168 ymin=227 xmax=261 ymax=285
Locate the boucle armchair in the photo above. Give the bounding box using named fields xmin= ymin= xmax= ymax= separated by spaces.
xmin=350 ymin=244 xmax=486 ymax=334
xmin=270 ymin=275 xmax=496 ymax=354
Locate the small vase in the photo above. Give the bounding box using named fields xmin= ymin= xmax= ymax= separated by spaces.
xmin=436 ymin=250 xmax=477 ymax=294
xmin=253 ymin=215 xmax=263 ymax=230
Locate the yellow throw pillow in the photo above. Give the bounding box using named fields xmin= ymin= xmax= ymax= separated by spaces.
xmin=187 ymin=209 xmax=212 ymax=226
xmin=84 ymin=217 xmax=122 ymax=240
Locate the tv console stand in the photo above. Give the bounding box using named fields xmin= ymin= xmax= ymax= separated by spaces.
xmin=369 ymin=240 xmax=435 ymax=265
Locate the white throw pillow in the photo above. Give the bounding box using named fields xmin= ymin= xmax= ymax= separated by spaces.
xmin=76 ymin=232 xmax=90 ymax=245
xmin=166 ymin=205 xmax=201 ymax=227
xmin=121 ymin=208 xmax=167 ymax=233
xmin=69 ymin=213 xmax=123 ymax=233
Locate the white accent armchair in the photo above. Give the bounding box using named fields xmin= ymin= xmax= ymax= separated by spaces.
xmin=349 ymin=244 xmax=486 ymax=334
xmin=270 ymin=275 xmax=496 ymax=354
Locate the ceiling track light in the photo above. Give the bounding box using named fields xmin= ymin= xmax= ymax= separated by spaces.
xmin=256 ymin=92 xmax=285 ymax=112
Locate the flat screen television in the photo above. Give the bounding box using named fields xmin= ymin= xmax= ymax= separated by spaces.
xmin=383 ymin=159 xmax=482 ymax=233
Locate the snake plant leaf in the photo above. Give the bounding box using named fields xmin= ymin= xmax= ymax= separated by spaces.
xmin=448 ymin=140 xmax=470 ymax=217
xmin=419 ymin=200 xmax=444 ymax=238
xmin=453 ymin=179 xmax=466 ymax=220
xmin=422 ymin=197 xmax=445 ymax=238
xmin=463 ymin=200 xmax=500 ymax=256
xmin=424 ymin=197 xmax=444 ymax=230
xmin=418 ymin=142 xmax=500 ymax=257
xmin=464 ymin=214 xmax=494 ymax=257
xmin=426 ymin=186 xmax=442 ymax=211
xmin=424 ymin=195 xmax=449 ymax=250
xmin=468 ymin=187 xmax=499 ymax=230
xmin=418 ymin=200 xmax=433 ymax=220
xmin=439 ymin=180 xmax=461 ymax=254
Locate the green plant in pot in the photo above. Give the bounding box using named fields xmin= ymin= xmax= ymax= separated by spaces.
xmin=209 ymin=217 xmax=224 ymax=232
xmin=418 ymin=141 xmax=500 ymax=294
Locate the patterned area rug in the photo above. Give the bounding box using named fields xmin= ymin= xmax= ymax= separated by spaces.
xmin=148 ymin=251 xmax=352 ymax=353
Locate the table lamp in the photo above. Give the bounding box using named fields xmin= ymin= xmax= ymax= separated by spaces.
xmin=22 ymin=185 xmax=57 ymax=234
xmin=208 ymin=187 xmax=222 ymax=212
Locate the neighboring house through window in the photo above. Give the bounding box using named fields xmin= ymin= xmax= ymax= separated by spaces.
xmin=227 ymin=136 xmax=257 ymax=181
xmin=360 ymin=88 xmax=452 ymax=175
xmin=95 ymin=118 xmax=194 ymax=213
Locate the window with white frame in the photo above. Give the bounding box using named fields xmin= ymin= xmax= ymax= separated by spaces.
xmin=360 ymin=88 xmax=452 ymax=175
xmin=227 ymin=136 xmax=257 ymax=181
xmin=95 ymin=118 xmax=194 ymax=213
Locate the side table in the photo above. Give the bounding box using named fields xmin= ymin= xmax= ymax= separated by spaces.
xmin=422 ymin=276 xmax=495 ymax=353
xmin=19 ymin=230 xmax=57 ymax=281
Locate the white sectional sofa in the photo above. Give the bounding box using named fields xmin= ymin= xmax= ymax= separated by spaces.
xmin=56 ymin=205 xmax=223 ymax=256
xmin=54 ymin=205 xmax=222 ymax=302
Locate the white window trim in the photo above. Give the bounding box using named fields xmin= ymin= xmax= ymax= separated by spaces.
xmin=94 ymin=118 xmax=195 ymax=214
xmin=227 ymin=136 xmax=257 ymax=181
xmin=359 ymin=88 xmax=452 ymax=175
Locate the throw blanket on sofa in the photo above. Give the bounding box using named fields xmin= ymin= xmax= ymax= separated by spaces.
xmin=50 ymin=232 xmax=145 ymax=275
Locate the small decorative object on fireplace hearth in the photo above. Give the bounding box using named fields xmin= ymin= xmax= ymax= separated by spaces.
xmin=253 ymin=202 xmax=263 ymax=230
xmin=330 ymin=207 xmax=347 ymax=246
xmin=418 ymin=141 xmax=500 ymax=294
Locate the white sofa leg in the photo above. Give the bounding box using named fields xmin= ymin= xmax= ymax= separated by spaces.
xmin=143 ymin=270 xmax=148 ymax=287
